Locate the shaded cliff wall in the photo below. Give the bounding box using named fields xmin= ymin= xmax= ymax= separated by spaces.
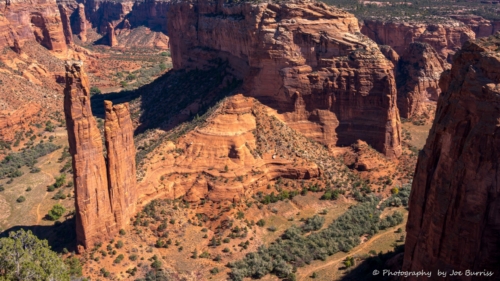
xmin=168 ymin=0 xmax=402 ymax=158
xmin=403 ymin=33 xmax=500 ymax=279
xmin=396 ymin=42 xmax=449 ymax=119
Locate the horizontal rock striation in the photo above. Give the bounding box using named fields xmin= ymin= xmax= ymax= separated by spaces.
xmin=168 ymin=0 xmax=402 ymax=158
xmin=403 ymin=33 xmax=500 ymax=279
xmin=360 ymin=20 xmax=475 ymax=61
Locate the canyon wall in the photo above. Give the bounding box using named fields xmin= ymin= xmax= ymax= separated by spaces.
xmin=450 ymin=15 xmax=500 ymax=38
xmin=0 ymin=0 xmax=68 ymax=53
xmin=396 ymin=42 xmax=449 ymax=119
xmin=360 ymin=20 xmax=475 ymax=61
xmin=403 ymin=33 xmax=500 ymax=279
xmin=64 ymin=61 xmax=136 ymax=250
xmin=168 ymin=0 xmax=402 ymax=158
xmin=69 ymin=0 xmax=170 ymax=48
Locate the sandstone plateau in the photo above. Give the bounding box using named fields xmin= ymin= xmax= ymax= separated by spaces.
xmin=396 ymin=42 xmax=449 ymax=119
xmin=403 ymin=33 xmax=500 ymax=279
xmin=168 ymin=0 xmax=402 ymax=158
xmin=64 ymin=61 xmax=136 ymax=250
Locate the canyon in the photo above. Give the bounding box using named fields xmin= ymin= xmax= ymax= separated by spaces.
xmin=0 ymin=0 xmax=498 ymax=279
xmin=168 ymin=0 xmax=402 ymax=158
xmin=403 ymin=33 xmax=500 ymax=278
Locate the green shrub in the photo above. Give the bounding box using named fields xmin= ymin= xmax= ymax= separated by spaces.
xmin=47 ymin=204 xmax=66 ymax=221
xmin=16 ymin=196 xmax=26 ymax=203
xmin=90 ymin=86 xmax=102 ymax=96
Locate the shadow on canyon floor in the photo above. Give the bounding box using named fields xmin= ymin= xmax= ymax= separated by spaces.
xmin=0 ymin=217 xmax=77 ymax=253
xmin=339 ymin=244 xmax=404 ymax=281
xmin=91 ymin=59 xmax=242 ymax=135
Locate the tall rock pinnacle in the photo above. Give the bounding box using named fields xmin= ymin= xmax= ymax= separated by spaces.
xmin=64 ymin=61 xmax=137 ymax=251
xmin=403 ymin=34 xmax=500 ymax=278
xmin=104 ymin=101 xmax=137 ymax=229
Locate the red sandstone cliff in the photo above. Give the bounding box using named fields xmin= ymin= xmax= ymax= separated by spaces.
xmin=396 ymin=42 xmax=449 ymax=119
xmin=64 ymin=61 xmax=137 ymax=250
xmin=450 ymin=15 xmax=500 ymax=38
xmin=63 ymin=0 xmax=170 ymax=48
xmin=0 ymin=0 xmax=68 ymax=54
xmin=104 ymin=100 xmax=137 ymax=231
xmin=360 ymin=20 xmax=475 ymax=61
xmin=403 ymin=33 xmax=500 ymax=279
xmin=168 ymin=0 xmax=402 ymax=158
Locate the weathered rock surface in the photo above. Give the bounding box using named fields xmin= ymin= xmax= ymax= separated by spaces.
xmin=73 ymin=3 xmax=88 ymax=42
xmin=360 ymin=20 xmax=475 ymax=61
xmin=450 ymin=15 xmax=500 ymax=38
xmin=64 ymin=61 xmax=114 ymax=250
xmin=397 ymin=42 xmax=449 ymax=118
xmin=0 ymin=0 xmax=68 ymax=53
xmin=64 ymin=61 xmax=137 ymax=250
xmin=168 ymin=0 xmax=402 ymax=158
xmin=138 ymin=94 xmax=321 ymax=203
xmin=104 ymin=100 xmax=137 ymax=231
xmin=106 ymin=22 xmax=117 ymax=47
xmin=403 ymin=33 xmax=500 ymax=279
xmin=62 ymin=0 xmax=170 ymax=48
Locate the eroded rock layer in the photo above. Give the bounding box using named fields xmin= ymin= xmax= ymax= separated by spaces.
xmin=403 ymin=33 xmax=500 ymax=279
xmin=361 ymin=20 xmax=475 ymax=61
xmin=104 ymin=100 xmax=137 ymax=231
xmin=64 ymin=61 xmax=113 ymax=250
xmin=168 ymin=0 xmax=402 ymax=158
xmin=397 ymin=42 xmax=449 ymax=119
xmin=0 ymin=0 xmax=68 ymax=53
xmin=64 ymin=61 xmax=137 ymax=250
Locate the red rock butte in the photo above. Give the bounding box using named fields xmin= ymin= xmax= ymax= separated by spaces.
xmin=403 ymin=33 xmax=500 ymax=278
xmin=168 ymin=0 xmax=402 ymax=158
xmin=64 ymin=61 xmax=137 ymax=250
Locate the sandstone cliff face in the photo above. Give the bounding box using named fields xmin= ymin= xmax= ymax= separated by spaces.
xmin=104 ymin=100 xmax=137 ymax=232
xmin=68 ymin=0 xmax=170 ymax=48
xmin=168 ymin=0 xmax=402 ymax=158
xmin=403 ymin=33 xmax=500 ymax=279
xmin=64 ymin=61 xmax=136 ymax=250
xmin=0 ymin=0 xmax=68 ymax=53
xmin=397 ymin=42 xmax=449 ymax=119
xmin=361 ymin=20 xmax=475 ymax=61
xmin=450 ymin=15 xmax=500 ymax=38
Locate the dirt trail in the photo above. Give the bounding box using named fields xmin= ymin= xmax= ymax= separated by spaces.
xmin=34 ymin=148 xmax=59 ymax=224
xmin=298 ymin=224 xmax=401 ymax=280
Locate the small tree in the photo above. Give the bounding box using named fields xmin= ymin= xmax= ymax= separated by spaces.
xmin=47 ymin=204 xmax=66 ymax=221
xmin=90 ymin=86 xmax=102 ymax=96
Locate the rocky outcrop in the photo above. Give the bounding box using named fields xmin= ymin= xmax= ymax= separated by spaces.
xmin=403 ymin=33 xmax=500 ymax=279
xmin=396 ymin=42 xmax=449 ymax=118
xmin=360 ymin=20 xmax=475 ymax=61
xmin=64 ymin=61 xmax=137 ymax=250
xmin=62 ymin=0 xmax=170 ymax=48
xmin=73 ymin=3 xmax=88 ymax=42
xmin=104 ymin=100 xmax=137 ymax=231
xmin=106 ymin=23 xmax=117 ymax=47
xmin=450 ymin=15 xmax=500 ymax=38
xmin=0 ymin=104 xmax=42 ymax=142
xmin=58 ymin=4 xmax=74 ymax=46
xmin=168 ymin=0 xmax=402 ymax=158
xmin=0 ymin=0 xmax=68 ymax=53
